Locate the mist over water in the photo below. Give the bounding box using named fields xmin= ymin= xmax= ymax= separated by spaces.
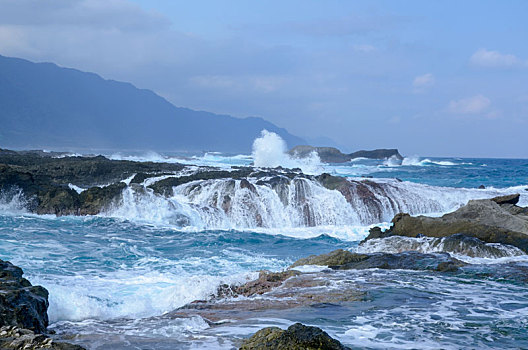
xmin=252 ymin=130 xmax=322 ymax=174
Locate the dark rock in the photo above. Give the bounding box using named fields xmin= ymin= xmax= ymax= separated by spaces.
xmin=0 ymin=260 xmax=49 ymax=333
xmin=0 ymin=326 xmax=86 ymax=349
xmin=364 ymin=197 xmax=528 ymax=252
xmin=349 ymin=148 xmax=403 ymax=160
xmin=148 ymin=169 xmax=254 ymax=196
xmin=290 ymin=249 xmax=368 ymax=268
xmin=478 ymin=185 xmax=486 ymax=189
xmin=0 ymin=149 xmax=186 ymax=215
xmin=290 ymin=249 xmax=465 ymax=272
xmin=289 ymin=145 xmax=402 ymax=163
xmin=331 ymin=251 xmax=465 ymax=272
xmin=240 ymin=323 xmax=350 ymax=350
xmin=491 ymin=193 xmax=520 ymax=205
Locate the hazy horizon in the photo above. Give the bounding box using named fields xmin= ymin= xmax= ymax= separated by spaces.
xmin=0 ymin=0 xmax=527 ymax=158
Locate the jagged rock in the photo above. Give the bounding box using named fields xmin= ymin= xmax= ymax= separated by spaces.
xmin=240 ymin=323 xmax=350 ymax=350
xmin=0 ymin=326 xmax=85 ymax=350
xmin=364 ymin=196 xmax=528 ymax=252
xmin=227 ymin=270 xmax=301 ymax=297
xmin=0 ymin=149 xmax=185 ymax=215
xmin=0 ymin=260 xmax=49 ymax=333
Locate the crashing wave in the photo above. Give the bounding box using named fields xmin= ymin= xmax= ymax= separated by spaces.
xmin=104 ymin=174 xmax=527 ymax=232
xmin=357 ymin=235 xmax=526 ymax=260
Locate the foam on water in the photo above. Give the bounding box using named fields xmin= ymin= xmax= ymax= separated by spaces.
xmin=32 ymin=268 xmax=255 ymax=322
xmin=357 ymin=236 xmax=527 ymax=263
xmin=103 ymin=175 xmax=528 ymax=235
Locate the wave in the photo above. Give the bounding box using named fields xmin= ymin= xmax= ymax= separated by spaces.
xmin=384 ymin=156 xmax=463 ymax=167
xmin=0 ymin=188 xmax=30 ymax=214
xmin=252 ymin=130 xmax=323 ymax=174
xmin=103 ymin=175 xmax=527 ymax=234
xmin=357 ymin=235 xmax=526 ymax=262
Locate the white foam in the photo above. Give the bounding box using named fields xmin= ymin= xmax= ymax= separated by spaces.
xmin=104 ymin=175 xmax=528 ymax=233
xmin=32 ymin=268 xmax=257 ymax=323
xmin=0 ymin=189 xmax=29 ymax=214
xmin=358 ymin=236 xmax=526 ymax=262
xmin=252 ymin=130 xmax=323 ymax=174
xmin=68 ymin=184 xmax=85 ymax=194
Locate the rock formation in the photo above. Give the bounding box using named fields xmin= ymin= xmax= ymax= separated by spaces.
xmin=364 ymin=194 xmax=528 ymax=252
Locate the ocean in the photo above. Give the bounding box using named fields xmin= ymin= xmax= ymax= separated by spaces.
xmin=1 ymin=149 xmax=528 ymax=349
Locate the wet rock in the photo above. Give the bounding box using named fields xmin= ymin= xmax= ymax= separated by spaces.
xmin=291 ymin=249 xmax=465 ymax=272
xmin=478 ymin=184 xmax=486 ymax=189
xmin=230 ymin=270 xmax=301 ymax=297
xmin=364 ymin=196 xmax=528 ymax=252
xmin=332 ymin=251 xmax=465 ymax=272
xmin=0 ymin=260 xmax=49 ymax=333
xmin=0 ymin=149 xmax=185 ymax=215
xmin=0 ymin=326 xmax=86 ymax=350
xmin=148 ymin=169 xmax=254 ymax=196
xmin=491 ymin=193 xmax=520 ymax=205
xmin=290 ymin=249 xmax=368 ymax=268
xmin=77 ymin=182 xmax=127 ymax=215
xmin=288 ymin=145 xmax=402 ymax=163
xmin=240 ymin=323 xmax=350 ymax=350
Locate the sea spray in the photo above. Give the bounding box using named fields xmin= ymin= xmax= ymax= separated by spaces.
xmin=105 ymin=175 xmax=527 ymax=231
xmin=252 ymin=130 xmax=322 ymax=174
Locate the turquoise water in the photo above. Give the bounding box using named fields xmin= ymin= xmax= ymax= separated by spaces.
xmin=1 ymin=154 xmax=528 ymax=349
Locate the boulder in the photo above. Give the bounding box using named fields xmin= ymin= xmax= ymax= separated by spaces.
xmin=0 ymin=260 xmax=49 ymax=333
xmin=364 ymin=196 xmax=528 ymax=252
xmin=491 ymin=193 xmax=520 ymax=205
xmin=240 ymin=323 xmax=350 ymax=350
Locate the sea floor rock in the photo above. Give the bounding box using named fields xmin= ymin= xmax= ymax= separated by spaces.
xmin=240 ymin=323 xmax=350 ymax=350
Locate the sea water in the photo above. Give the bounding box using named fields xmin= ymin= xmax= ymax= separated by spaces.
xmin=1 ymin=144 xmax=528 ymax=349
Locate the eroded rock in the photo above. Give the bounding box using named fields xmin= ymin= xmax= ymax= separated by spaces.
xmin=0 ymin=260 xmax=49 ymax=333
xmin=240 ymin=323 xmax=350 ymax=350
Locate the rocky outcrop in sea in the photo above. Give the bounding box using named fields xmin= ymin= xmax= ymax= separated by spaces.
xmin=0 ymin=259 xmax=85 ymax=350
xmin=364 ymin=193 xmax=528 ymax=252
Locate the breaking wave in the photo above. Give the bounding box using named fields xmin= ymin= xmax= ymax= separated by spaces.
xmin=252 ymin=130 xmax=322 ymax=174
xmin=357 ymin=235 xmax=526 ymax=262
xmin=103 ymin=175 xmax=527 ymax=236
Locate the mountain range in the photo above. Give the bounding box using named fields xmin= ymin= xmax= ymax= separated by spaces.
xmin=0 ymin=55 xmax=305 ymax=153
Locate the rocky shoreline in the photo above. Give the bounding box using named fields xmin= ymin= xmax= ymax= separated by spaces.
xmin=2 ymin=148 xmax=528 ymax=349
xmin=364 ymin=193 xmax=528 ymax=253
xmin=0 ymin=259 xmax=85 ymax=350
xmin=0 ymin=148 xmax=419 ymax=224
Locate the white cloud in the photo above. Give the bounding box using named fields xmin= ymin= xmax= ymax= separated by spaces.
xmin=448 ymin=95 xmax=491 ymax=114
xmin=470 ymin=48 xmax=523 ymax=68
xmin=412 ymin=73 xmax=435 ymax=93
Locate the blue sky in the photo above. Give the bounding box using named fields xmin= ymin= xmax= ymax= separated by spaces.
xmin=0 ymin=0 xmax=527 ymax=157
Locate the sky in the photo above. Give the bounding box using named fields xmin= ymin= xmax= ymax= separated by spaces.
xmin=0 ymin=0 xmax=527 ymax=157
